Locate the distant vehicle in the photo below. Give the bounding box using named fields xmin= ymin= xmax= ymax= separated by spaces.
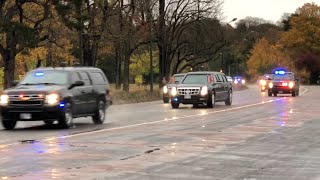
xmin=0 ymin=66 xmax=111 ymax=130
xmin=170 ymin=71 xmax=232 ymax=108
xmin=267 ymin=70 xmax=300 ymax=97
xmin=226 ymin=76 xmax=233 ymax=83
xmin=259 ymin=73 xmax=273 ymax=92
xmin=162 ymin=73 xmax=186 ymax=103
xmin=233 ymin=76 xmax=245 ymax=85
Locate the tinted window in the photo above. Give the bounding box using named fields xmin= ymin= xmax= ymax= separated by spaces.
xmin=170 ymin=75 xmax=184 ymax=84
xmin=272 ymin=74 xmax=293 ymax=80
xmin=20 ymin=71 xmax=68 ymax=85
xmin=182 ymin=74 xmax=208 ymax=84
xmin=79 ymin=71 xmax=91 ymax=86
xmin=71 ymin=72 xmax=81 ymax=83
xmin=90 ymin=72 xmax=106 ymax=85
xmin=219 ymin=74 xmax=227 ymax=82
xmin=215 ymin=75 xmax=222 ymax=82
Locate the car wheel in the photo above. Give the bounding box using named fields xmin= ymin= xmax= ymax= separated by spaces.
xmin=163 ymin=97 xmax=169 ymax=103
xmin=58 ymin=103 xmax=73 ymax=129
xmin=225 ymin=90 xmax=232 ymax=106
xmin=207 ymin=92 xmax=215 ymax=108
xmin=292 ymin=90 xmax=296 ymax=97
xmin=2 ymin=120 xmax=17 ymax=130
xmin=43 ymin=120 xmax=54 ymax=126
xmin=268 ymin=92 xmax=272 ymax=97
xmin=297 ymin=90 xmax=299 ymax=96
xmin=273 ymin=93 xmax=277 ymax=97
xmin=192 ymin=104 xmax=199 ymax=108
xmin=171 ymin=102 xmax=179 ymax=109
xmin=92 ymin=100 xmax=106 ymax=124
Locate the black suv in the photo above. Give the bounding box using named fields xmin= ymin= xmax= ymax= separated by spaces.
xmin=0 ymin=67 xmax=111 ymax=130
xmin=170 ymin=71 xmax=232 ymax=108
xmin=267 ymin=70 xmax=300 ymax=97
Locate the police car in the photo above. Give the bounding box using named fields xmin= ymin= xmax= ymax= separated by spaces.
xmin=267 ymin=70 xmax=300 ymax=97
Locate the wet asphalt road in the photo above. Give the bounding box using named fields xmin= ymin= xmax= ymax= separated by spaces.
xmin=0 ymin=85 xmax=319 ymax=179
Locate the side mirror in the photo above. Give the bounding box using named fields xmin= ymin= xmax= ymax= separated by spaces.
xmin=69 ymin=80 xmax=84 ymax=89
xmin=12 ymin=80 xmax=20 ymax=86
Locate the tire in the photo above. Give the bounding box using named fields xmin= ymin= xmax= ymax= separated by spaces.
xmin=43 ymin=120 xmax=54 ymax=125
xmin=2 ymin=120 xmax=16 ymax=130
xmin=225 ymin=90 xmax=232 ymax=106
xmin=192 ymin=104 xmax=199 ymax=108
xmin=274 ymin=93 xmax=277 ymax=97
xmin=292 ymin=90 xmax=296 ymax=97
xmin=297 ymin=90 xmax=299 ymax=96
xmin=268 ymin=92 xmax=272 ymax=97
xmin=58 ymin=103 xmax=73 ymax=129
xmin=207 ymin=91 xmax=215 ymax=108
xmin=171 ymin=102 xmax=180 ymax=109
xmin=163 ymin=97 xmax=169 ymax=103
xmin=92 ymin=100 xmax=106 ymax=124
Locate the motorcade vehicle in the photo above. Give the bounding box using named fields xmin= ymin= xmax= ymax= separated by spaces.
xmin=267 ymin=70 xmax=300 ymax=97
xmin=170 ymin=71 xmax=232 ymax=108
xmin=233 ymin=76 xmax=246 ymax=85
xmin=226 ymin=76 xmax=233 ymax=83
xmin=259 ymin=73 xmax=273 ymax=92
xmin=0 ymin=66 xmax=111 ymax=130
xmin=162 ymin=73 xmax=185 ymax=103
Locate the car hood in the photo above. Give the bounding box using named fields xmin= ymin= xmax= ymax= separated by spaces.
xmin=4 ymin=85 xmax=65 ymax=95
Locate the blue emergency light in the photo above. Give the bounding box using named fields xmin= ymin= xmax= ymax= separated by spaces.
xmin=35 ymin=72 xmax=44 ymax=77
xmin=275 ymin=70 xmax=285 ymax=75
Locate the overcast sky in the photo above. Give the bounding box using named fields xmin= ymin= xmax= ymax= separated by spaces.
xmin=223 ymin=0 xmax=320 ymax=24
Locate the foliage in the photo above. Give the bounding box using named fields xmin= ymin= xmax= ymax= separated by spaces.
xmin=0 ymin=68 xmax=3 ymax=85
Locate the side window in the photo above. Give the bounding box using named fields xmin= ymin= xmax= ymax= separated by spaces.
xmin=90 ymin=72 xmax=106 ymax=85
xmin=71 ymin=72 xmax=81 ymax=83
xmin=220 ymin=75 xmax=227 ymax=82
xmin=215 ymin=75 xmax=222 ymax=82
xmin=79 ymin=71 xmax=91 ymax=86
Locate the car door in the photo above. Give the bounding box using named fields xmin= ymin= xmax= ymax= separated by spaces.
xmin=213 ymin=74 xmax=224 ymax=100
xmin=78 ymin=71 xmax=96 ymax=114
xmin=219 ymin=74 xmax=229 ymax=98
xmin=70 ymin=72 xmax=83 ymax=115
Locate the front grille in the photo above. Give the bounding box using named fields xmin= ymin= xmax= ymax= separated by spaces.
xmin=9 ymin=94 xmax=44 ymax=106
xmin=177 ymin=88 xmax=200 ymax=95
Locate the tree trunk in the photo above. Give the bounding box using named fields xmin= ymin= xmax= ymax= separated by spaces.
xmin=123 ymin=42 xmax=129 ymax=91
xmin=3 ymin=53 xmax=15 ymax=89
xmin=158 ymin=0 xmax=165 ymax=88
xmin=115 ymin=41 xmax=122 ymax=90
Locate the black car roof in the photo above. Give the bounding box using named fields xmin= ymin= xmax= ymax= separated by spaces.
xmin=33 ymin=67 xmax=102 ymax=72
xmin=187 ymin=71 xmax=224 ymax=75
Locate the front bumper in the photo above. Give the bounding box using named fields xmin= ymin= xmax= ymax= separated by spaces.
xmin=1 ymin=105 xmax=63 ymax=121
xmin=171 ymin=94 xmax=209 ymax=104
xmin=269 ymin=87 xmax=294 ymax=94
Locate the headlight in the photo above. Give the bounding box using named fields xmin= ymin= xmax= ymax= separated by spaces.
xmin=163 ymin=86 xmax=168 ymax=93
xmin=234 ymin=80 xmax=238 ymax=84
xmin=171 ymin=87 xmax=177 ymax=96
xmin=241 ymin=79 xmax=245 ymax=84
xmin=200 ymin=86 xmax=208 ymax=96
xmin=45 ymin=94 xmax=60 ymax=105
xmin=289 ymin=82 xmax=294 ymax=88
xmin=269 ymin=82 xmax=273 ymax=88
xmin=260 ymin=80 xmax=266 ymax=86
xmin=0 ymin=95 xmax=9 ymax=106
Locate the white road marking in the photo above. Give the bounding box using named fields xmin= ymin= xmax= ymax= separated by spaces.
xmin=0 ymin=87 xmax=309 ymax=147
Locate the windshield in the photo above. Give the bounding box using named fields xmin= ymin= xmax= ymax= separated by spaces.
xmin=20 ymin=71 xmax=68 ymax=85
xmin=170 ymin=75 xmax=184 ymax=84
xmin=272 ymin=74 xmax=293 ymax=80
xmin=182 ymin=74 xmax=208 ymax=84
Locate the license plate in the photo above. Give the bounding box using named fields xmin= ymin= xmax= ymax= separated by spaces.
xmin=184 ymin=94 xmax=191 ymax=99
xmin=20 ymin=113 xmax=31 ymax=120
xmin=278 ymin=91 xmax=283 ymax=93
